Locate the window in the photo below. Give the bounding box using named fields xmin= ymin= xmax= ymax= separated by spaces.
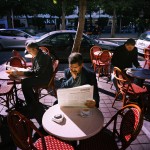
xmin=12 ymin=30 xmax=27 ymax=37
xmin=50 ymin=34 xmax=71 ymax=45
xmin=0 ymin=30 xmax=13 ymax=36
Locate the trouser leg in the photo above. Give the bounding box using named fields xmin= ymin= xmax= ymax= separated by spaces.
xmin=22 ymin=77 xmax=49 ymax=105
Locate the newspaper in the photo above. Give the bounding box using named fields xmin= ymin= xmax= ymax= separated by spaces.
xmin=57 ymin=84 xmax=93 ymax=107
xmin=4 ymin=65 xmax=29 ymax=72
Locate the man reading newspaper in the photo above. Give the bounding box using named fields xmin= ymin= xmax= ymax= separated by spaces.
xmin=57 ymin=53 xmax=100 ymax=108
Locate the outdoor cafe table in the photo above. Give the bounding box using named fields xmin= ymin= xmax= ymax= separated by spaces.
xmin=42 ymin=104 xmax=104 ymax=141
xmin=126 ymin=68 xmax=150 ymax=80
xmin=0 ymin=69 xmax=26 ymax=108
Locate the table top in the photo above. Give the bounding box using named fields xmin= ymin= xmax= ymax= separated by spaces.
xmin=42 ymin=104 xmax=104 ymax=141
xmin=25 ymin=54 xmax=32 ymax=59
xmin=126 ymin=68 xmax=150 ymax=80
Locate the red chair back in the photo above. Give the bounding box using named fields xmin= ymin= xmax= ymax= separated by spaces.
xmin=7 ymin=111 xmax=38 ymax=149
xmin=90 ymin=46 xmax=102 ymax=63
xmin=119 ymin=105 xmax=143 ymax=148
xmin=97 ymin=50 xmax=111 ymax=63
xmin=144 ymin=48 xmax=150 ymax=61
xmin=7 ymin=56 xmax=24 ymax=68
xmin=12 ymin=50 xmax=27 ymax=68
xmin=113 ymin=67 xmax=129 ymax=93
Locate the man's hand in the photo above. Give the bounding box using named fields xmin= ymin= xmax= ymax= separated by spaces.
xmin=85 ymin=100 xmax=96 ymax=108
xmin=137 ymin=66 xmax=142 ymax=68
xmin=70 ymin=70 xmax=78 ymax=79
xmin=6 ymin=70 xmax=24 ymax=77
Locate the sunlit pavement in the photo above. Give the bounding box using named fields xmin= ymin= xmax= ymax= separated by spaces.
xmin=0 ymin=60 xmax=150 ymax=150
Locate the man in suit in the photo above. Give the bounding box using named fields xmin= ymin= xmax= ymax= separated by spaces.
xmin=61 ymin=52 xmax=100 ymax=108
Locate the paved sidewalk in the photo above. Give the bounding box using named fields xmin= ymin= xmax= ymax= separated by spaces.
xmin=0 ymin=62 xmax=150 ymax=150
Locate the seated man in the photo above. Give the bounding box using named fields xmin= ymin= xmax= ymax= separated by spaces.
xmin=61 ymin=52 xmax=100 ymax=108
xmin=111 ymin=38 xmax=141 ymax=91
xmin=8 ymin=42 xmax=53 ymax=106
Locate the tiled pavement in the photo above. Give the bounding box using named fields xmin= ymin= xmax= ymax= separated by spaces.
xmin=0 ymin=62 xmax=150 ymax=150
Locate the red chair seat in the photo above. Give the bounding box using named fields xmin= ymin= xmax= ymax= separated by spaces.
xmin=127 ymin=83 xmax=147 ymax=94
xmin=34 ymin=136 xmax=74 ymax=150
xmin=0 ymin=85 xmax=14 ymax=94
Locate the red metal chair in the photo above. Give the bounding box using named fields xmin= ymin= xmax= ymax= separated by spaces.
xmin=7 ymin=110 xmax=74 ymax=150
xmin=12 ymin=50 xmax=32 ymax=68
xmin=92 ymin=50 xmax=112 ymax=79
xmin=0 ymin=79 xmax=15 ymax=111
xmin=143 ymin=48 xmax=150 ymax=69
xmin=34 ymin=60 xmax=59 ymax=100
xmin=77 ymin=104 xmax=143 ymax=150
xmin=90 ymin=46 xmax=102 ymax=70
xmin=112 ymin=67 xmax=147 ymax=109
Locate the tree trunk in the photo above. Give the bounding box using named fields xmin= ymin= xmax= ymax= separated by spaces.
xmin=72 ymin=0 xmax=87 ymax=53
xmin=7 ymin=11 xmax=12 ymax=28
xmin=11 ymin=9 xmax=14 ymax=28
xmin=25 ymin=14 xmax=29 ymax=27
xmin=119 ymin=16 xmax=122 ymax=33
xmin=61 ymin=0 xmax=66 ymax=30
xmin=111 ymin=8 xmax=116 ymax=38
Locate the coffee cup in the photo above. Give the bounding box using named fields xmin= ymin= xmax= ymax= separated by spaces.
xmin=80 ymin=108 xmax=90 ymax=116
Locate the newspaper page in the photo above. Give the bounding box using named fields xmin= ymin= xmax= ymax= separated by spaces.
xmin=57 ymin=85 xmax=93 ymax=107
xmin=4 ymin=65 xmax=29 ymax=72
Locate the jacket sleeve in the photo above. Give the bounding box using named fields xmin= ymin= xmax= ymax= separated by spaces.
xmin=24 ymin=54 xmax=52 ymax=77
xmin=90 ymin=72 xmax=100 ymax=108
xmin=111 ymin=47 xmax=119 ymax=67
xmin=61 ymin=69 xmax=75 ymax=88
xmin=133 ymin=48 xmax=140 ymax=68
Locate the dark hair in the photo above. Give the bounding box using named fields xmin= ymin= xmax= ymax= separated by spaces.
xmin=68 ymin=52 xmax=83 ymax=65
xmin=26 ymin=41 xmax=39 ymax=50
xmin=125 ymin=38 xmax=136 ymax=45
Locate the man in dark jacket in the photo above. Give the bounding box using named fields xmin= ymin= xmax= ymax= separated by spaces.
xmin=111 ymin=38 xmax=141 ymax=70
xmin=111 ymin=38 xmax=141 ymax=91
xmin=61 ymin=52 xmax=100 ymax=108
xmin=12 ymin=42 xmax=53 ymax=105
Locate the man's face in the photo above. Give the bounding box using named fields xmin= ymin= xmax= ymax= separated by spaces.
xmin=125 ymin=44 xmax=135 ymax=51
xmin=69 ymin=63 xmax=83 ymax=75
xmin=26 ymin=47 xmax=38 ymax=57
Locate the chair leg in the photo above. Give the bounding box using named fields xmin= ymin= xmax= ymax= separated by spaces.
xmin=143 ymin=60 xmax=147 ymax=68
xmin=112 ymin=91 xmax=120 ymax=108
xmin=98 ymin=66 xmax=102 ymax=80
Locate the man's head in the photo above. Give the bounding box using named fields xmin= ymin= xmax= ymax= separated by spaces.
xmin=68 ymin=53 xmax=83 ymax=74
xmin=124 ymin=38 xmax=136 ymax=51
xmin=26 ymin=41 xmax=39 ymax=57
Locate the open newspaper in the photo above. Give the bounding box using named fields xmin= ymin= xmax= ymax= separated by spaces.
xmin=57 ymin=84 xmax=93 ymax=107
xmin=4 ymin=65 xmax=29 ymax=72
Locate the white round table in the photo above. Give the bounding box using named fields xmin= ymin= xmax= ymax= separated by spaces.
xmin=42 ymin=104 xmax=104 ymax=141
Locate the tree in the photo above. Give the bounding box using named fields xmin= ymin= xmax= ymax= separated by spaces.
xmin=72 ymin=0 xmax=87 ymax=52
xmin=52 ymin=0 xmax=75 ymax=30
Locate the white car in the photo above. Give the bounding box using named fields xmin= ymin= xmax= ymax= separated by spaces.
xmin=136 ymin=31 xmax=150 ymax=54
xmin=0 ymin=29 xmax=39 ymax=51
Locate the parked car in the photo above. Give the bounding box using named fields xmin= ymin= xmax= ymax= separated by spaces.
xmin=26 ymin=30 xmax=119 ymax=61
xmin=0 ymin=29 xmax=39 ymax=51
xmin=136 ymin=31 xmax=150 ymax=55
